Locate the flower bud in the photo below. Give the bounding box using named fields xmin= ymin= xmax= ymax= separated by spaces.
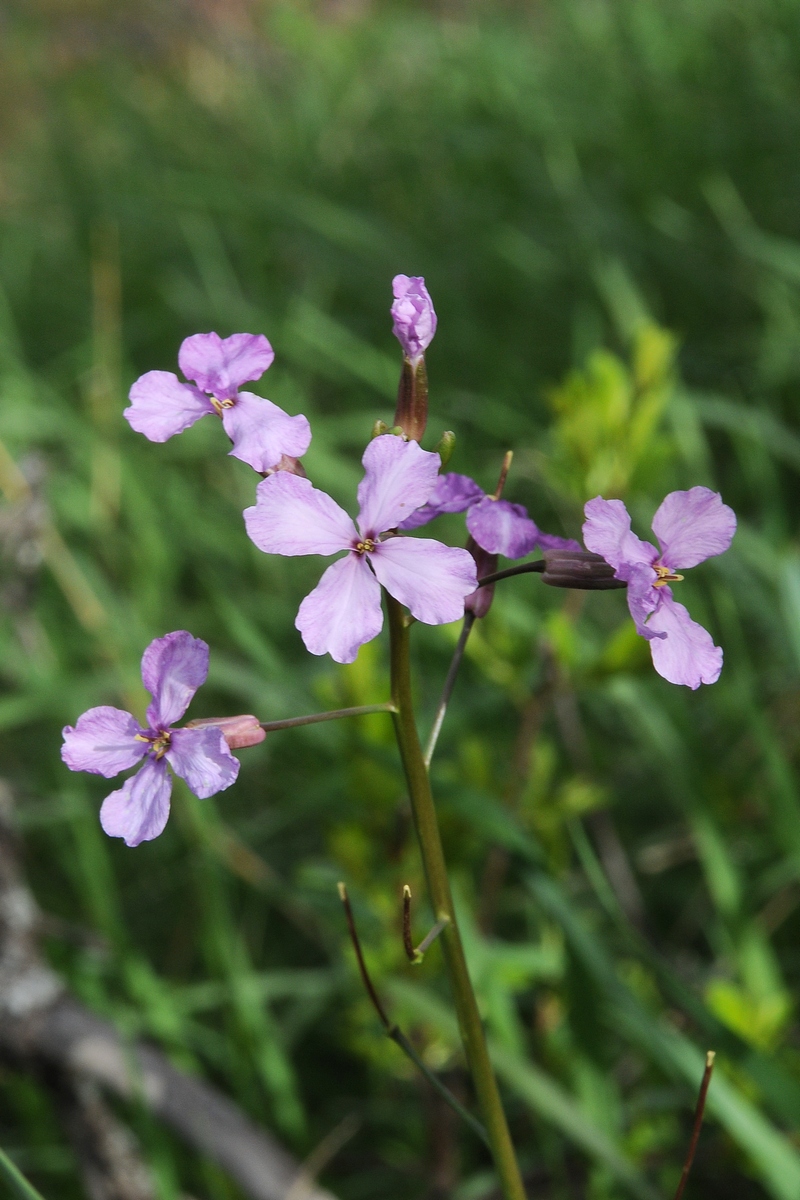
xmin=434 ymin=430 xmax=456 ymax=468
xmin=391 ymin=275 xmax=437 ymax=362
xmin=541 ymin=549 xmax=626 ymax=590
xmin=184 ymin=715 xmax=266 ymax=749
xmin=464 ymin=539 xmax=498 ymax=618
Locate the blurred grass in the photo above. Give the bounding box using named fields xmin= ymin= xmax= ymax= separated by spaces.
xmin=3 ymin=0 xmax=800 ymax=1196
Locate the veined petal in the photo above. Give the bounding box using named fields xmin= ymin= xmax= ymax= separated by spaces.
xmin=647 ymin=594 xmax=723 ymax=688
xmin=357 ymin=435 xmax=441 ymax=536
xmin=244 ymin=473 xmax=356 ymax=556
xmin=166 ymin=727 xmax=239 ymax=799
xmin=178 ymin=332 xmax=274 ymax=399
xmin=100 ymin=758 xmax=172 ymax=847
xmin=626 ymin=563 xmax=662 ymax=640
xmin=651 ymin=487 xmax=737 ymax=570
xmin=398 ymin=473 xmax=484 ymax=531
xmin=124 ymin=372 xmax=214 ymax=442
xmin=296 ymin=554 xmax=382 ymax=663
xmin=61 ymin=706 xmax=147 ymax=777
xmin=142 ymin=631 xmax=209 ymax=729
xmin=221 ymin=393 xmax=311 ymax=473
xmin=583 ymin=497 xmax=657 ymax=578
xmin=370 ymin=537 xmax=477 ymax=625
xmin=466 ymin=497 xmax=539 ymax=558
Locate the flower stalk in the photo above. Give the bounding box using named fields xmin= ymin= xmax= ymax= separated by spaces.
xmin=386 ymin=593 xmax=526 ymax=1200
xmin=258 ymin=703 xmax=397 ymax=733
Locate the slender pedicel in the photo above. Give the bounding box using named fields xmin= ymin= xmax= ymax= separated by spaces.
xmin=402 ymin=885 xmax=450 ymax=963
xmin=477 ymin=553 xmax=627 ymax=590
xmin=337 ymin=882 xmax=489 ymax=1147
xmin=423 ymin=613 xmax=475 ymax=768
xmin=258 ymin=703 xmax=397 ymax=732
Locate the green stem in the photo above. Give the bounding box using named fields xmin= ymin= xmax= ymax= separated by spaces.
xmin=386 ymin=594 xmax=527 ymax=1200
xmin=259 ymin=703 xmax=396 ymax=733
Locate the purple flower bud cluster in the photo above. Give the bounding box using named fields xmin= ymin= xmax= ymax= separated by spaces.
xmin=63 ymin=272 xmax=738 ymax=845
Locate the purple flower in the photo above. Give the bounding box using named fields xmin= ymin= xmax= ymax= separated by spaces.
xmin=391 ymin=276 xmax=437 ymax=362
xmin=583 ymin=487 xmax=737 ymax=689
xmin=125 ymin=332 xmax=311 ymax=473
xmin=244 ymin=434 xmax=478 ymax=663
xmin=61 ymin=632 xmax=239 ymax=847
xmin=399 ymin=472 xmax=581 ymax=559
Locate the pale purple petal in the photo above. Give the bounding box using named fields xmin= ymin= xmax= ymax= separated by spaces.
xmin=296 ymin=554 xmax=383 ymax=664
xmin=398 ymin=473 xmax=485 ymax=531
xmin=166 ymin=727 xmax=239 ymax=799
xmin=370 ymin=537 xmax=478 ymax=625
xmin=583 ymin=497 xmax=657 ymax=578
xmin=357 ymin=435 xmax=441 ymax=536
xmin=178 ymin=332 xmax=275 ymax=400
xmin=466 ymin=497 xmax=539 ymax=559
xmin=124 ymin=372 xmax=214 ymax=442
xmin=61 ymin=707 xmax=147 ymax=777
xmin=141 ymin=631 xmax=209 ymax=729
xmin=536 ymin=532 xmax=583 ymax=552
xmin=99 ymin=758 xmax=172 ymax=847
xmin=651 ymin=487 xmax=737 ymax=570
xmin=221 ymin=392 xmax=311 ymax=473
xmin=244 ymin=473 xmax=356 ymax=556
xmin=646 ymin=593 xmax=723 ymax=688
xmin=391 ymin=275 xmax=437 ymax=360
xmin=626 ymin=563 xmax=662 ymax=640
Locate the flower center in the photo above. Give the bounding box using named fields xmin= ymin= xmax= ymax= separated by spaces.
xmin=135 ymin=730 xmax=172 ymax=759
xmin=210 ymin=397 xmax=236 ymax=415
xmin=653 ymin=562 xmax=684 ymax=588
xmin=355 ymin=538 xmax=377 ymax=555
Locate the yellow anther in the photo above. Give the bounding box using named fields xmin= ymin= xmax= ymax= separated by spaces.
xmin=653 ymin=563 xmax=684 ymax=587
xmin=355 ymin=538 xmax=377 ymax=554
xmin=210 ymin=397 xmax=235 ymax=415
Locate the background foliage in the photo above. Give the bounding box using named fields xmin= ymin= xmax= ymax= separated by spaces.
xmin=2 ymin=1 xmax=800 ymax=1196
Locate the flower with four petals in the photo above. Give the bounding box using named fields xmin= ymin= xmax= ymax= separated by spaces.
xmin=244 ymin=434 xmax=478 ymax=664
xmin=583 ymin=487 xmax=736 ymax=688
xmin=62 ymin=632 xmax=240 ymax=846
xmin=125 ymin=331 xmax=311 ymax=473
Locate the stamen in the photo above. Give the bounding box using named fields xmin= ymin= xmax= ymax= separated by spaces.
xmin=209 ymin=397 xmax=236 ymax=416
xmin=355 ymin=538 xmax=377 ymax=555
xmin=653 ymin=563 xmax=684 ymax=587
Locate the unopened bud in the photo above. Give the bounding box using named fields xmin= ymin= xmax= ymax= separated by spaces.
xmin=434 ymin=430 xmax=456 ymax=468
xmin=184 ymin=715 xmax=267 ymax=749
xmin=465 ymin=539 xmax=498 ymax=618
xmin=393 ymin=355 xmax=428 ymax=442
xmin=263 ymin=455 xmax=307 ymax=479
xmin=541 ymin=550 xmax=626 ymax=590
